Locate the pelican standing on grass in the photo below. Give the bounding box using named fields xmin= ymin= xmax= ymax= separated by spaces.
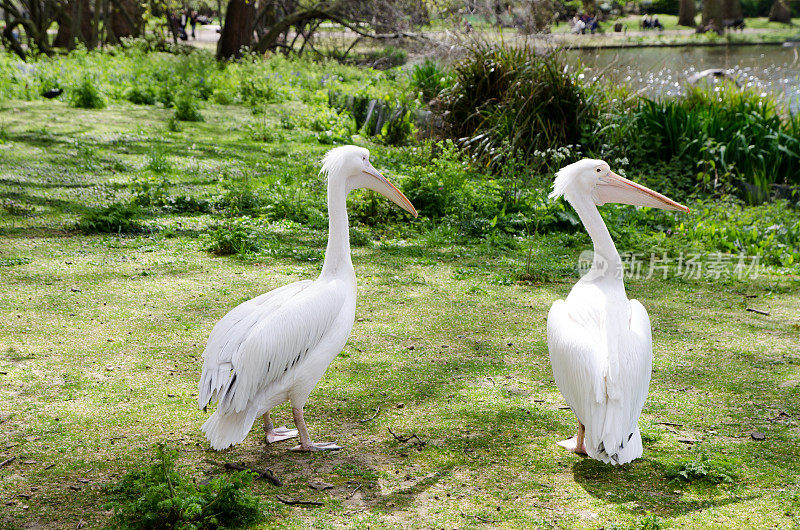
xmin=198 ymin=146 xmax=417 ymax=451
xmin=547 ymin=159 xmax=688 ymax=465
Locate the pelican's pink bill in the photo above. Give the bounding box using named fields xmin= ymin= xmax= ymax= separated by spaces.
xmin=363 ymin=161 xmax=418 ymax=218
xmin=595 ymin=171 xmax=689 ymax=213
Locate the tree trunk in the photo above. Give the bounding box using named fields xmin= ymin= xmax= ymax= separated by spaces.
xmin=678 ymin=0 xmax=695 ymax=26
xmin=109 ymin=0 xmax=142 ymax=42
xmin=721 ymin=0 xmax=742 ymax=20
xmin=701 ymin=0 xmax=723 ymax=26
xmin=216 ymin=0 xmax=255 ymax=59
xmin=56 ymin=0 xmax=93 ymax=48
xmin=768 ymin=0 xmax=791 ymax=22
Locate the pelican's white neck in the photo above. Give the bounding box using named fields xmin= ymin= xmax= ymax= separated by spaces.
xmin=568 ymin=191 xmax=623 ymax=281
xmin=319 ymin=175 xmax=354 ymax=280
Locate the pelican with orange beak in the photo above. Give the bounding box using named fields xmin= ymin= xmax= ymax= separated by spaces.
xmin=547 ymin=159 xmax=689 ymax=464
xmin=198 ymin=146 xmax=417 ymax=451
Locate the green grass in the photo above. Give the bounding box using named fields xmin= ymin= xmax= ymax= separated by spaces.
xmin=0 ymin=95 xmax=799 ymax=530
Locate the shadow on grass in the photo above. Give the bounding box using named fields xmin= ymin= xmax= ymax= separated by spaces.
xmin=572 ymin=457 xmax=749 ymax=518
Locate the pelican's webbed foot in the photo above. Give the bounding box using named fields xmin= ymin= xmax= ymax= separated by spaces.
xmin=266 ymin=425 xmax=299 ymax=444
xmin=290 ymin=441 xmax=342 ymax=452
xmin=557 ymin=435 xmax=587 ymax=454
xmin=557 ymin=422 xmax=587 ymax=454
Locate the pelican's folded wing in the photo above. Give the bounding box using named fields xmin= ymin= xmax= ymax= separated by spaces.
xmin=199 ymin=281 xmax=345 ymax=412
xmin=547 ymin=298 xmax=608 ymax=457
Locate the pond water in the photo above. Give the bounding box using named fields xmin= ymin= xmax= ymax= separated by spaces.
xmin=567 ymin=44 xmax=800 ymax=112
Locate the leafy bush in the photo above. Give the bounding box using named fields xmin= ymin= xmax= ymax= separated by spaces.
xmin=69 ymin=74 xmax=106 ymax=109
xmin=439 ymin=42 xmax=595 ymax=171
xmin=666 ymin=452 xmax=739 ymax=486
xmin=213 ymin=177 xmax=263 ymax=217
xmin=174 ymin=92 xmax=204 ymax=122
xmin=125 ymin=85 xmax=157 ymax=105
xmin=144 ymin=148 xmax=173 ymax=174
xmin=77 ymin=203 xmax=142 ymax=234
xmin=131 ymin=176 xmax=171 ymax=207
xmin=205 ymin=218 xmax=272 ymax=256
xmin=308 ymin=107 xmax=355 ymax=145
xmin=104 ymin=444 xmax=262 ymax=529
xmin=131 ymin=176 xmax=210 ymax=213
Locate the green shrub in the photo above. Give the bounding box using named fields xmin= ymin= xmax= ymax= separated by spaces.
xmin=125 ymin=85 xmax=157 ymax=105
xmin=69 ymin=74 xmax=106 ymax=109
xmin=213 ymin=177 xmax=263 ymax=217
xmin=163 ymin=194 xmax=211 ymax=214
xmin=131 ymin=176 xmax=170 ymax=207
xmin=104 ymin=444 xmax=262 ymax=529
xmin=174 ymin=92 xmax=204 ymax=122
xmin=439 ymin=42 xmax=595 ymax=171
xmin=144 ymin=148 xmax=173 ymax=174
xmin=166 ymin=115 xmax=182 ymax=132
xmin=205 ymin=218 xmax=271 ymax=256
xmin=76 ymin=203 xmax=142 ymax=234
xmin=665 ymin=452 xmax=739 ymax=486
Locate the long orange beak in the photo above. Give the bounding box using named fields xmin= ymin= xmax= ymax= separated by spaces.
xmin=363 ymin=161 xmax=418 ymax=218
xmin=595 ymin=171 xmax=690 ymax=213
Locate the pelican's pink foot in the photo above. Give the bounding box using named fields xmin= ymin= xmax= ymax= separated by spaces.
xmin=290 ymin=441 xmax=342 ymax=452
xmin=557 ymin=435 xmax=587 ymax=454
xmin=266 ymin=426 xmax=298 ymax=443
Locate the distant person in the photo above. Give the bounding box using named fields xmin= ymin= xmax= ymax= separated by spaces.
xmin=570 ymin=15 xmax=586 ymax=34
xmin=587 ymin=15 xmax=599 ymax=34
xmin=652 ymin=15 xmax=664 ymax=30
xmin=190 ymin=10 xmax=199 ymax=39
xmin=641 ymin=14 xmax=651 ymax=29
xmin=178 ymin=9 xmax=189 ymax=40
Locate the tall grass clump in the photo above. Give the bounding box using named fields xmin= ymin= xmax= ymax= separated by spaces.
xmin=174 ymin=91 xmax=204 ymax=122
xmin=411 ymin=59 xmax=449 ymax=102
xmin=439 ymin=42 xmax=595 ymax=171
xmin=69 ymin=74 xmax=106 ymax=109
xmin=625 ymin=85 xmax=800 ymax=199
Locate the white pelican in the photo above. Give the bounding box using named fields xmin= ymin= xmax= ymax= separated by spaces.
xmin=198 ymin=145 xmax=417 ymax=451
xmin=547 ymin=159 xmax=688 ymax=465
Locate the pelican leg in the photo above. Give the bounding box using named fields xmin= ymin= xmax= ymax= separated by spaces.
xmin=263 ymin=411 xmax=298 ymax=444
xmin=557 ymin=422 xmax=588 ymax=454
xmin=289 ymin=407 xmax=341 ymax=452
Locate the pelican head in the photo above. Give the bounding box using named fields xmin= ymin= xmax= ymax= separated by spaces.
xmin=550 ymin=158 xmax=689 ymax=212
xmin=321 ymin=145 xmax=418 ymax=217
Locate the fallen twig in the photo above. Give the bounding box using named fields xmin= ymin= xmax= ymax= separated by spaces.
xmin=276 ymin=495 xmax=323 ymax=506
xmin=746 ymin=307 xmax=770 ymax=316
xmin=223 ymin=462 xmax=282 ymax=486
xmin=459 ymin=509 xmax=497 ymax=523
xmin=346 ymin=484 xmax=362 ymax=499
xmin=0 ymin=457 xmax=15 ymax=468
xmin=485 ymin=376 xmax=496 ymax=386
xmin=657 ymin=421 xmax=684 ymax=428
xmin=358 ymin=407 xmax=380 ymax=423
xmin=387 ymin=427 xmax=423 ymax=445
